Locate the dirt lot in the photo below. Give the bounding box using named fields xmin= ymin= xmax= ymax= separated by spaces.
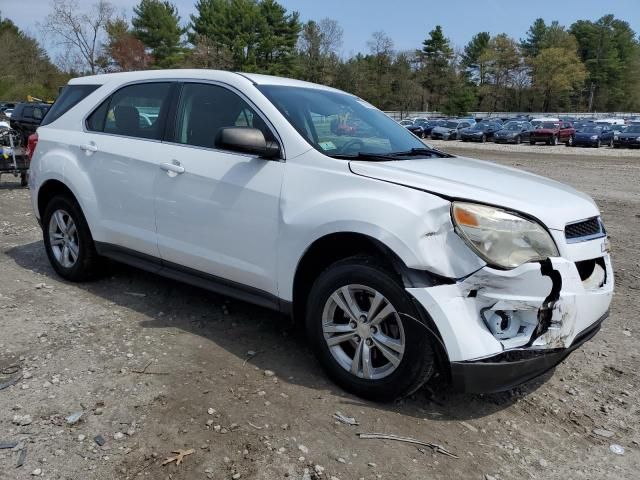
xmin=1 ymin=145 xmax=639 ymax=480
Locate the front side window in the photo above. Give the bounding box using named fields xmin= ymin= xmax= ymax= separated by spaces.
xmin=23 ymin=107 xmax=34 ymax=119
xmin=173 ymin=83 xmax=275 ymax=149
xmin=257 ymin=85 xmax=425 ymax=158
xmin=86 ymin=82 xmax=171 ymax=139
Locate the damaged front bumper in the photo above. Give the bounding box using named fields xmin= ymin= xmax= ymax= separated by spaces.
xmin=407 ymin=238 xmax=614 ymax=393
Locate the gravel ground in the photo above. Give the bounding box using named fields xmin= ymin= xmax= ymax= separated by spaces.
xmin=0 ymin=146 xmax=639 ymax=480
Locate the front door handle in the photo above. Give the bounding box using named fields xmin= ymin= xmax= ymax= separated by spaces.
xmin=160 ymin=161 xmax=185 ymax=175
xmin=80 ymin=143 xmax=98 ymax=153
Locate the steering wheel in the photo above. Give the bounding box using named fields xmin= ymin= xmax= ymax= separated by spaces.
xmin=339 ymin=138 xmax=364 ymax=155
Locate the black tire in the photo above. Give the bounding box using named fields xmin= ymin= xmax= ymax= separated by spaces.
xmin=515 ymin=135 xmax=521 ymax=145
xmin=306 ymin=256 xmax=436 ymax=401
xmin=595 ymin=139 xmax=601 ymax=148
xmin=609 ymin=138 xmax=614 ymax=147
xmin=420 ymin=131 xmax=426 ymax=139
xmin=20 ymin=172 xmax=28 ymax=187
xmin=530 ymin=140 xmax=535 ymax=145
xmin=481 ymin=134 xmax=486 ymax=143
xmin=42 ymin=194 xmax=103 ymax=281
xmin=551 ymin=136 xmax=558 ymax=146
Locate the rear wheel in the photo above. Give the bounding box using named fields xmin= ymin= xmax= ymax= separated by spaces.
xmin=306 ymin=257 xmax=436 ymax=401
xmin=42 ymin=195 xmax=103 ymax=281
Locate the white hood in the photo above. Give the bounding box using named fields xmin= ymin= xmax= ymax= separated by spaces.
xmin=349 ymin=156 xmax=599 ymax=231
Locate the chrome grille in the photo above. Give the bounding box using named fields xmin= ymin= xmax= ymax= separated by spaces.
xmin=565 ymin=217 xmax=605 ymax=242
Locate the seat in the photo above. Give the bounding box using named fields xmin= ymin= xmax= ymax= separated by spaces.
xmin=113 ymin=105 xmax=140 ymax=137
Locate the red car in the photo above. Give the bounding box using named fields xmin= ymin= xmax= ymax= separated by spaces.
xmin=530 ymin=121 xmax=575 ymax=146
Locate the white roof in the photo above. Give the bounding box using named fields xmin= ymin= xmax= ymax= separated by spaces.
xmin=68 ymin=69 xmax=340 ymax=92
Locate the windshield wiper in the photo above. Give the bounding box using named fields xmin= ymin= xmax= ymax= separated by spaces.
xmin=329 ymin=152 xmax=400 ymax=162
xmin=388 ymin=147 xmax=453 ymax=158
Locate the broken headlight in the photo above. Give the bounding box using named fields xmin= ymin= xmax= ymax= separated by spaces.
xmin=452 ymin=202 xmax=559 ymax=269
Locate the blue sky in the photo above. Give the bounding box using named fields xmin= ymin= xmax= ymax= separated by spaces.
xmin=2 ymin=0 xmax=639 ymax=56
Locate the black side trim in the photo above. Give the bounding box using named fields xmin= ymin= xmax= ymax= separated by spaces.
xmin=450 ymin=310 xmax=608 ymax=394
xmin=95 ymin=242 xmax=284 ymax=312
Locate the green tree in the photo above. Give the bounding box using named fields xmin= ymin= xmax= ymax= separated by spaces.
xmin=132 ymin=0 xmax=184 ymax=67
xmin=189 ymin=0 xmax=299 ymax=74
xmin=418 ymin=25 xmax=454 ymax=111
xmin=461 ymin=31 xmax=490 ymax=85
xmin=530 ymin=45 xmax=586 ymax=111
xmin=0 ymin=15 xmax=65 ymax=100
xmin=297 ymin=18 xmax=343 ymax=84
xmin=570 ymin=15 xmax=640 ymax=111
xmin=520 ymin=18 xmax=547 ymax=57
xmin=480 ymin=34 xmax=523 ymax=111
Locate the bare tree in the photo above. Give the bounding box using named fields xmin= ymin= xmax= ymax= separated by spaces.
xmin=318 ymin=18 xmax=343 ymax=57
xmin=41 ymin=0 xmax=115 ymax=74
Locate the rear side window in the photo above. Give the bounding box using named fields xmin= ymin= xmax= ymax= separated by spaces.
xmin=41 ymin=85 xmax=99 ymax=126
xmin=86 ymin=82 xmax=172 ymax=140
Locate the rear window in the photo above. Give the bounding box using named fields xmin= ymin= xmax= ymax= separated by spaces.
xmin=41 ymin=85 xmax=100 ymax=126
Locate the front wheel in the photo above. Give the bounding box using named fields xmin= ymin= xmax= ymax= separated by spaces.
xmin=481 ymin=134 xmax=486 ymax=143
xmin=515 ymin=135 xmax=521 ymax=145
xmin=42 ymin=195 xmax=103 ymax=281
xmin=306 ymin=257 xmax=436 ymax=401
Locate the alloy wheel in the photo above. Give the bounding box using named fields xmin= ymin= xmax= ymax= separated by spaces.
xmin=321 ymin=284 xmax=405 ymax=380
xmin=48 ymin=209 xmax=80 ymax=268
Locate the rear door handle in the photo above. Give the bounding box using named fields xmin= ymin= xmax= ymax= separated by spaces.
xmin=80 ymin=143 xmax=98 ymax=153
xmin=160 ymin=161 xmax=185 ymax=174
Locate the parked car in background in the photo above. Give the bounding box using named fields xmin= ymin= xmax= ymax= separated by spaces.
xmin=9 ymin=102 xmax=51 ymax=146
xmin=613 ymin=124 xmax=640 ymax=148
xmin=398 ymin=119 xmax=414 ymax=127
xmin=3 ymin=108 xmax=14 ymax=118
xmin=596 ymin=118 xmax=625 ymax=127
xmin=573 ymin=120 xmax=594 ymax=132
xmin=530 ymin=117 xmax=560 ymax=129
xmin=573 ymin=125 xmax=614 ymax=148
xmin=493 ymin=121 xmax=533 ymax=144
xmin=407 ymin=119 xmax=442 ymax=139
xmin=530 ymin=121 xmax=575 ymax=146
xmin=460 ymin=120 xmax=502 ymax=142
xmin=28 ymin=69 xmax=614 ymax=400
xmin=430 ymin=119 xmax=472 ymax=140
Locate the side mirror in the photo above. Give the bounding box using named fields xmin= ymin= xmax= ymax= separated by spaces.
xmin=216 ymin=127 xmax=280 ymax=158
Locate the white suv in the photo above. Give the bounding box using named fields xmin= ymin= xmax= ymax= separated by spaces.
xmin=29 ymin=70 xmax=613 ymax=400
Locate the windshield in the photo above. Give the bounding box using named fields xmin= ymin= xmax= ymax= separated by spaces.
xmin=624 ymin=125 xmax=640 ymax=133
xmin=257 ymin=85 xmax=426 ymax=157
xmin=581 ymin=126 xmax=603 ymax=134
xmin=471 ymin=122 xmax=495 ymax=130
xmin=537 ymin=122 xmax=559 ymax=129
xmin=444 ymin=121 xmax=459 ymax=129
xmin=504 ymin=122 xmax=524 ymax=131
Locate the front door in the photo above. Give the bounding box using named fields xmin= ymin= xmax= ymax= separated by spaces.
xmin=154 ymin=82 xmax=284 ymax=297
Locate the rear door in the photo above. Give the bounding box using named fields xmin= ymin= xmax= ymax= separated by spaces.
xmin=81 ymin=81 xmax=176 ymax=257
xmin=154 ymin=82 xmax=284 ymax=297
